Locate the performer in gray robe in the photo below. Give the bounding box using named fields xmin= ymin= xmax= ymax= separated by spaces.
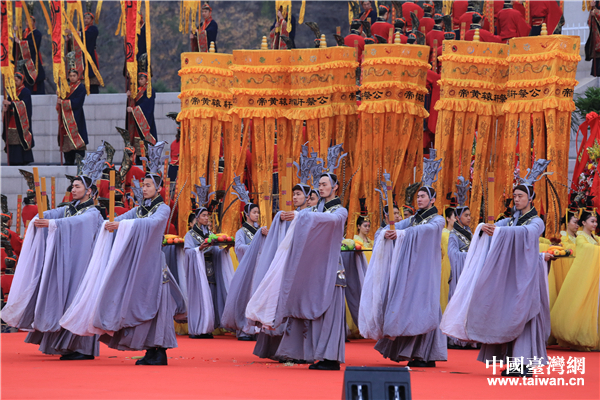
xmin=361 ymin=151 xmax=447 ymax=368
xmin=183 ymin=176 xmax=234 ymax=339
xmin=2 ymin=147 xmax=106 ymax=360
xmin=234 ymin=201 xmax=265 ymax=261
xmin=441 ymin=159 xmax=554 ymax=376
xmin=93 ymin=142 xmax=186 ymax=365
xmin=446 ymin=176 xmax=477 ymax=349
xmin=247 ymin=146 xmax=348 ymax=371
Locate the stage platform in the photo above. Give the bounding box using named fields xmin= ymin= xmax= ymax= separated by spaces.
xmin=1 ymin=332 xmax=598 ymax=399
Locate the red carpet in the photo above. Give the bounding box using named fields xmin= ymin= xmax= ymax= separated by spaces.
xmin=2 ymin=332 xmax=598 ymax=399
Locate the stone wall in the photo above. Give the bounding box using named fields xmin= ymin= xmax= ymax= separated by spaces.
xmin=1 ymin=92 xmax=181 ymax=165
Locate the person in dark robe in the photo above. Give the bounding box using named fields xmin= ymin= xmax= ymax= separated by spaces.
xmin=441 ymin=159 xmax=554 ymax=376
xmin=371 ymin=5 xmax=394 ymax=42
xmin=465 ymin=14 xmax=502 ymax=42
xmin=359 ymin=1 xmax=377 ymax=22
xmin=127 ymin=69 xmax=157 ymax=145
xmin=22 ymin=16 xmax=46 ymax=94
xmin=496 ymin=0 xmax=531 ymax=42
xmin=2 ymin=71 xmax=34 ymax=165
xmin=586 ymin=1 xmax=600 ymax=77
xmin=344 ymin=20 xmax=366 ymax=61
xmin=191 ymin=2 xmax=219 ymax=52
xmin=184 ymin=177 xmax=234 ymax=340
xmin=361 ymin=150 xmax=447 ymax=368
xmin=57 ymin=64 xmax=88 ymax=165
xmin=402 ymin=0 xmax=423 ymax=31
xmin=3 ymin=148 xmax=106 ymax=360
xmin=529 ymin=0 xmax=562 ymax=36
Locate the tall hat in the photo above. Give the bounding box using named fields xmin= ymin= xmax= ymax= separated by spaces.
xmin=130 ymin=177 xmax=144 ymax=206
xmin=578 ymin=195 xmax=597 ymax=222
xmin=563 ymin=192 xmax=580 ymax=226
xmin=403 ymin=182 xmax=421 ymax=214
xmin=19 ymin=169 xmax=36 ymax=205
xmin=77 ymin=144 xmax=106 ymax=194
xmin=445 ymin=192 xmax=458 ymax=208
xmin=16 ymin=59 xmax=33 ymax=85
xmin=374 ymin=170 xmax=392 ymax=217
xmin=419 ymin=148 xmax=443 ymax=199
xmin=166 ymin=112 xmax=181 ymax=127
xmin=1 ymin=194 xmax=11 ymax=225
xmin=140 ymin=141 xmax=169 ymax=189
xmin=138 ymin=53 xmax=149 ymax=76
xmin=292 ymin=142 xmax=313 ymax=197
xmin=350 ymin=19 xmax=362 ymax=31
xmin=231 ymin=174 xmax=258 ymax=217
xmin=320 ymin=143 xmax=348 ymax=185
xmin=102 ymin=140 xmax=116 ymax=179
xmin=193 ymin=176 xmax=215 ymax=216
xmin=514 ymin=158 xmax=552 ymax=200
xmin=434 ymin=13 xmax=443 ymax=25
xmin=422 ymin=2 xmax=433 ymax=16
xmin=503 ymin=0 xmax=513 ymax=9
xmin=66 ymin=50 xmax=83 ymax=77
xmin=454 ymin=176 xmax=471 ymax=217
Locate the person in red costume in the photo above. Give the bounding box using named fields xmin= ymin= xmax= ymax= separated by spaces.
xmin=452 ymin=0 xmax=468 ymax=30
xmin=114 ymin=189 xmax=130 ymax=216
xmin=344 ymin=20 xmax=366 ymax=62
xmin=419 ymin=3 xmax=436 ymax=35
xmin=426 ymin=14 xmax=445 ymax=48
xmin=0 ymin=199 xmax=23 ymax=257
xmin=393 ymin=18 xmax=408 ymax=43
xmin=403 ymin=0 xmax=424 ymax=31
xmin=371 ymin=5 xmax=394 ymax=42
xmin=458 ymin=6 xmax=491 ymax=35
xmin=425 ymin=69 xmax=441 ymax=144
xmin=465 ymin=14 xmax=502 ymax=42
xmin=497 ymin=0 xmax=531 ymax=42
xmin=529 ymin=0 xmax=562 ymax=36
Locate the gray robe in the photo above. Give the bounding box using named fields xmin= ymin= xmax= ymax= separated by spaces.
xmin=223 ymin=212 xmax=290 ymax=359
xmin=3 ymin=202 xmax=102 ymax=356
xmin=373 ymin=210 xmax=448 ymax=363
xmin=183 ymin=226 xmax=233 ymax=335
xmin=94 ymin=202 xmax=186 ymax=350
xmin=247 ymin=200 xmax=348 ymax=363
xmin=234 ymin=223 xmax=258 ymax=262
xmin=341 ymin=251 xmax=367 ymax=328
xmin=446 ymin=225 xmax=476 ymax=348
xmin=441 ymin=213 xmax=550 ymax=364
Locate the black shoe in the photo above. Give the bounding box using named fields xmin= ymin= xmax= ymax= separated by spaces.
xmin=190 ymin=333 xmax=213 ymax=339
xmin=237 ymin=336 xmax=253 ymax=341
xmin=407 ymin=360 xmax=436 ymax=368
xmin=59 ymin=352 xmax=95 ymax=361
xmin=308 ymin=360 xmax=341 ymax=370
xmin=135 ymin=348 xmax=158 ymax=365
xmin=501 ymin=367 xmax=531 ymax=377
xmin=145 ymin=348 xmax=168 ymax=366
xmin=292 ymin=359 xmax=308 ymax=364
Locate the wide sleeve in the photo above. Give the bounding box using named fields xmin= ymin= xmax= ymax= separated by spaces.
xmin=43 ymin=207 xmax=66 ymax=220
xmin=447 ymin=234 xmax=467 ymax=267
xmin=115 ymin=207 xmax=138 ymax=221
xmin=234 ymin=228 xmax=249 ymax=261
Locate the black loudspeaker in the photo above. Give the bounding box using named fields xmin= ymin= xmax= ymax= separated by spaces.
xmin=342 ymin=366 xmax=411 ymax=400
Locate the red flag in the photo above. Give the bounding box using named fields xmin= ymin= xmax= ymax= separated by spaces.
xmin=1 ymin=1 xmax=9 ymax=68
xmin=125 ymin=1 xmax=137 ymax=64
xmin=51 ymin=1 xmax=62 ymax=65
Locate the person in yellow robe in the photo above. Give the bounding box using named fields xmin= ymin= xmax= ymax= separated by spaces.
xmin=550 ymin=206 xmax=599 ymax=351
xmin=354 ymin=215 xmax=373 ymax=249
xmin=549 ymin=207 xmax=579 ymax=310
xmin=440 ymin=206 xmax=456 ymax=312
